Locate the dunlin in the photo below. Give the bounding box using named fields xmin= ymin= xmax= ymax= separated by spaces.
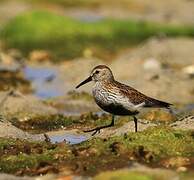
xmin=76 ymin=65 xmax=172 ymax=135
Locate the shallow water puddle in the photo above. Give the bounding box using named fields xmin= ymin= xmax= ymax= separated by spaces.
xmin=47 ymin=130 xmax=90 ymax=144
xmin=23 ymin=66 xmax=64 ymax=98
xmin=49 ymin=134 xmax=89 ymax=144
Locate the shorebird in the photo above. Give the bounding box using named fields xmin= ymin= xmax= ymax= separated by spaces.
xmin=76 ymin=65 xmax=172 ymax=135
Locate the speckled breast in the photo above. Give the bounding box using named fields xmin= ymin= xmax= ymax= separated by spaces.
xmin=92 ymin=82 xmax=138 ymax=116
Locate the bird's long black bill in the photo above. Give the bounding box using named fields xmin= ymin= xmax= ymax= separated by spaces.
xmin=76 ymin=76 xmax=92 ymax=89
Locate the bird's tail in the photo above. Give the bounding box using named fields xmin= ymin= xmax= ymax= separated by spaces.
xmin=156 ymin=100 xmax=172 ymax=109
xmin=145 ymin=97 xmax=172 ymax=109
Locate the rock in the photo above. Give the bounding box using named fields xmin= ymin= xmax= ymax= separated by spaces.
xmin=0 ymin=69 xmax=32 ymax=93
xmin=29 ymin=50 xmax=52 ymax=62
xmin=48 ymin=96 xmax=99 ymax=115
xmin=0 ymin=53 xmax=31 ymax=93
xmin=0 ymin=91 xmax=57 ymax=121
xmin=143 ymin=58 xmax=161 ymax=71
xmin=34 ymin=174 xmax=58 ymax=180
xmin=161 ymin=157 xmax=190 ymax=168
xmin=0 ymin=173 xmax=34 ymax=180
xmin=176 ymin=166 xmax=187 ymax=172
xmin=136 ymin=38 xmax=194 ymax=68
xmin=170 ymin=115 xmax=194 ymax=130
xmin=93 ymin=119 xmax=157 ymax=138
xmin=0 ymin=52 xmax=15 ymax=65
xmin=0 ymin=173 xmax=58 ymax=180
xmin=84 ymin=115 xmax=194 ymax=139
xmin=182 ymin=65 xmax=194 ymax=78
xmin=0 ymin=121 xmax=45 ymax=141
xmin=7 ymin=49 xmax=23 ymax=61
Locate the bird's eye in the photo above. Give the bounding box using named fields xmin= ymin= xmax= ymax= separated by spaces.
xmin=95 ymin=70 xmax=100 ymax=74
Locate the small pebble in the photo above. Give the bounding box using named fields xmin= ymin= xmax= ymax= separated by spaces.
xmin=177 ymin=166 xmax=187 ymax=172
xmin=143 ymin=58 xmax=161 ymax=71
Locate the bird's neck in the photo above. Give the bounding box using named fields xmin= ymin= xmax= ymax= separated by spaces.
xmin=94 ymin=79 xmax=114 ymax=89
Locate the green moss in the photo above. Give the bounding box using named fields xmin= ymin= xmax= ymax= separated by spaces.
xmin=0 ymin=137 xmax=71 ymax=174
xmin=13 ymin=113 xmax=128 ymax=132
xmin=1 ymin=10 xmax=194 ymax=60
xmin=0 ymin=138 xmax=49 ymax=173
xmin=0 ymin=153 xmax=53 ymax=173
xmin=0 ymin=138 xmax=17 ymax=150
xmin=0 ymin=127 xmax=194 ymax=175
xmin=78 ymin=127 xmax=194 ymax=158
xmin=11 ymin=114 xmax=75 ymax=132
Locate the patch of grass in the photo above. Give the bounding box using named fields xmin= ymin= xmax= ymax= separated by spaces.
xmin=0 ymin=127 xmax=194 ymax=176
xmin=1 ymin=10 xmax=194 ymax=60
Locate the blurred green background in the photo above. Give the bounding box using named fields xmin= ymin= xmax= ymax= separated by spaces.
xmin=0 ymin=0 xmax=194 ymax=61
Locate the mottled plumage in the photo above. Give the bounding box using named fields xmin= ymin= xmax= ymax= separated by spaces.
xmin=76 ymin=65 xmax=172 ymax=135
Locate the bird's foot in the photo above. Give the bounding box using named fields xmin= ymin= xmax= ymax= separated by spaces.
xmin=84 ymin=116 xmax=115 ymax=136
xmin=84 ymin=127 xmax=101 ymax=136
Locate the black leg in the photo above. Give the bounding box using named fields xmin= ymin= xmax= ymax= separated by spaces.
xmin=84 ymin=115 xmax=115 ymax=136
xmin=133 ymin=116 xmax=138 ymax=132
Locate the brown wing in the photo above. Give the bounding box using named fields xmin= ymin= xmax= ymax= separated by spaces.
xmin=114 ymin=81 xmax=172 ymax=108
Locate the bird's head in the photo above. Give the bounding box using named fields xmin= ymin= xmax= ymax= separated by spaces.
xmin=76 ymin=65 xmax=114 ymax=89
